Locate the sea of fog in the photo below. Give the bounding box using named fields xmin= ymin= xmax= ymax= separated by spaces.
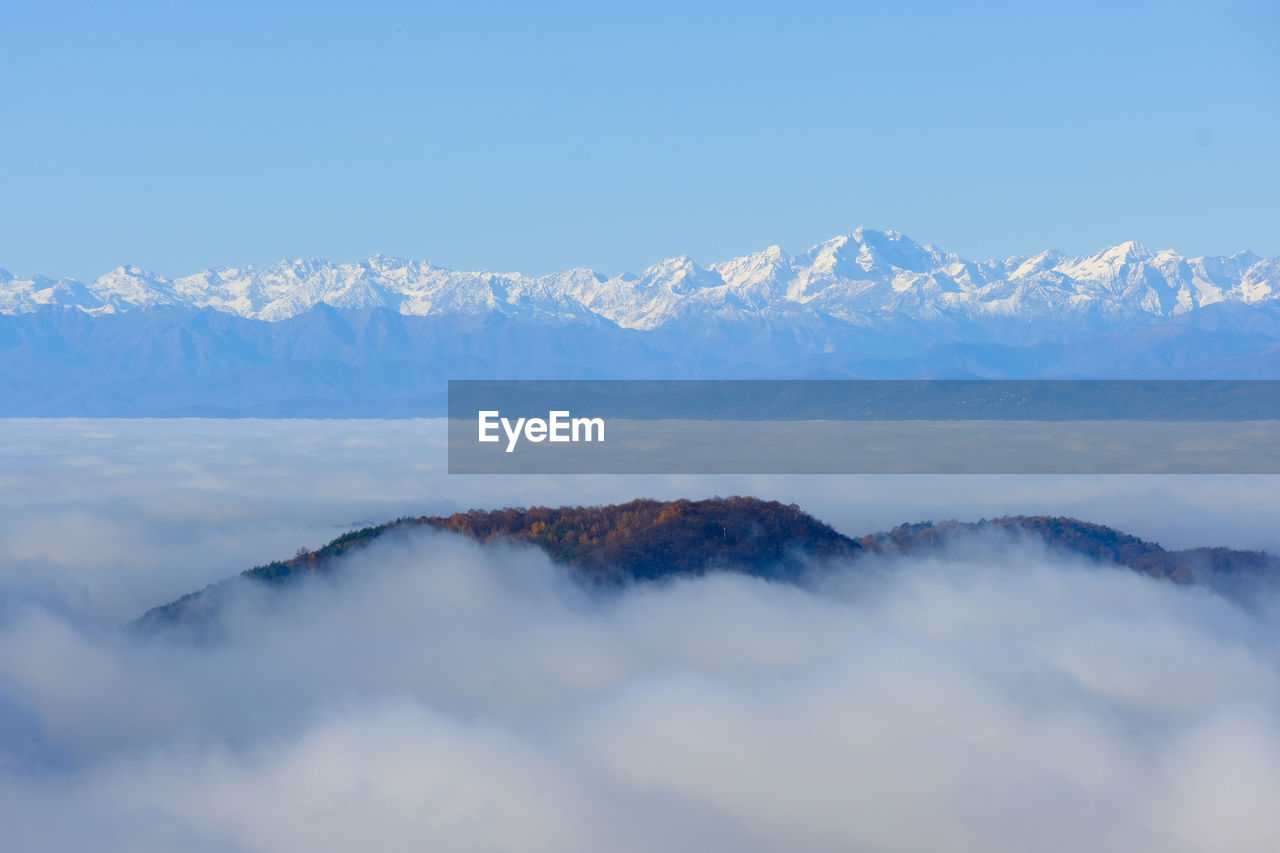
xmin=1 ymin=418 xmax=1279 ymax=851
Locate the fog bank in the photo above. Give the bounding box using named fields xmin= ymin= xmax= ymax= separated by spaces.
xmin=1 ymin=418 xmax=1278 ymax=850
xmin=0 ymin=527 xmax=1278 ymax=850
xmin=2 ymin=418 xmax=1278 ymax=628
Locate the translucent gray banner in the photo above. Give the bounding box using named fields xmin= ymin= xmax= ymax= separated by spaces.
xmin=447 ymin=380 xmax=1280 ymax=474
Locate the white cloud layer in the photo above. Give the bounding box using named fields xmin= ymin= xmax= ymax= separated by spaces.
xmin=1 ymin=419 xmax=1279 ymax=850
xmin=0 ymin=532 xmax=1278 ymax=851
xmin=2 ymin=418 xmax=1280 ymax=627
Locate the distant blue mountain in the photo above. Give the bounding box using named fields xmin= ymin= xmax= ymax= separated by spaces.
xmin=3 ymin=298 xmax=1280 ymax=416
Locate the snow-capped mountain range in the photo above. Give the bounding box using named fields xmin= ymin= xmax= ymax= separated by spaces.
xmin=5 ymin=228 xmax=1280 ymax=415
xmin=3 ymin=228 xmax=1276 ymax=329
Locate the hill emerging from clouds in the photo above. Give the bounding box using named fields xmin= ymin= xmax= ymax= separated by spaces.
xmin=134 ymin=497 xmax=1280 ymax=633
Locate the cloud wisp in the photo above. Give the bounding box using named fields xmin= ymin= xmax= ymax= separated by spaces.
xmin=1 ymin=526 xmax=1279 ymax=852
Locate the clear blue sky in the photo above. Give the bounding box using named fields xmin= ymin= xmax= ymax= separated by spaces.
xmin=3 ymin=0 xmax=1277 ymax=279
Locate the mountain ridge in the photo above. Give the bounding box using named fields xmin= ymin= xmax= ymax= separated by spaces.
xmin=7 ymin=299 xmax=1280 ymax=418
xmin=134 ymin=497 xmax=1280 ymax=634
xmin=7 ymin=228 xmax=1280 ymax=416
xmin=4 ymin=228 xmax=1276 ymax=330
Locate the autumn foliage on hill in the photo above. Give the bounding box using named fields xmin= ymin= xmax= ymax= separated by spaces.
xmin=134 ymin=498 xmax=1280 ymax=633
xmin=134 ymin=497 xmax=861 ymax=631
xmin=425 ymin=497 xmax=861 ymax=582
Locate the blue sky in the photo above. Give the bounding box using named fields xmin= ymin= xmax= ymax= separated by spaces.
xmin=2 ymin=0 xmax=1277 ymax=279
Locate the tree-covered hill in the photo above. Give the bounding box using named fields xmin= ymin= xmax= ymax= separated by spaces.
xmin=133 ymin=497 xmax=1280 ymax=633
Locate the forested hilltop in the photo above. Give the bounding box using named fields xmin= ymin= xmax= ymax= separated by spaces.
xmin=135 ymin=497 xmax=1280 ymax=632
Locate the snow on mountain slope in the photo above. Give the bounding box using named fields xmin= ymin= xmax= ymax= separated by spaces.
xmin=2 ymin=229 xmax=1276 ymax=332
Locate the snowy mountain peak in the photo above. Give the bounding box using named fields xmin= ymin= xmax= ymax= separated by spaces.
xmin=1083 ymin=241 xmax=1153 ymax=271
xmin=1008 ymin=250 xmax=1066 ymax=278
xmin=1106 ymin=240 xmax=1151 ymax=261
xmin=2 ymin=231 xmax=1276 ymax=330
xmin=1229 ymin=249 xmax=1262 ymax=267
xmin=812 ymin=228 xmax=944 ymax=275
